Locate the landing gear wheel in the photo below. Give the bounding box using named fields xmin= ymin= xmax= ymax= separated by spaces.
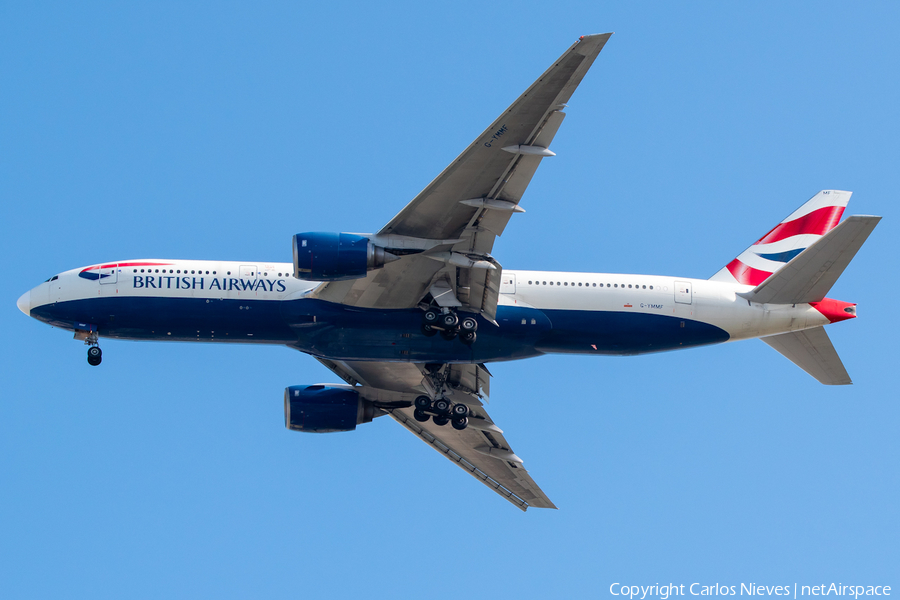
xmin=413 ymin=408 xmax=430 ymax=422
xmin=87 ymin=346 xmax=102 ymax=366
xmin=441 ymin=313 xmax=459 ymax=328
xmin=460 ymin=317 xmax=478 ymax=333
xmin=414 ymin=396 xmax=432 ymax=410
xmin=421 ymin=324 xmax=438 ymax=337
xmin=433 ymin=398 xmax=451 ymax=414
xmin=451 ymin=416 xmax=468 ymax=431
xmin=451 ymin=403 xmax=469 ymax=417
xmin=460 ymin=331 xmax=476 ymax=345
xmin=433 ymin=415 xmax=450 ymax=427
xmin=440 ymin=329 xmax=457 ymax=341
xmin=423 ymin=309 xmax=440 ymax=325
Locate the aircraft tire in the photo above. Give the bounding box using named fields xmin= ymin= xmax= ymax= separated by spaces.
xmin=413 ymin=408 xmax=430 ymax=422
xmin=460 ymin=317 xmax=478 ymax=332
xmin=451 ymin=417 xmax=468 ymax=431
xmin=87 ymin=346 xmax=102 ymax=366
xmin=433 ymin=415 xmax=450 ymax=427
xmin=451 ymin=403 xmax=469 ymax=417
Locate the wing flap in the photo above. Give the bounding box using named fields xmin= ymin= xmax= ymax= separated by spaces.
xmin=389 ymin=407 xmax=555 ymax=511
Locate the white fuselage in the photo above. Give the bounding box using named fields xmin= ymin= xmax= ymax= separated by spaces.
xmin=19 ymin=260 xmax=832 ymax=362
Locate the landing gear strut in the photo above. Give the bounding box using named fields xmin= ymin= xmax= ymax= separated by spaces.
xmin=85 ymin=332 xmax=102 ymax=366
xmin=421 ymin=308 xmax=478 ymax=345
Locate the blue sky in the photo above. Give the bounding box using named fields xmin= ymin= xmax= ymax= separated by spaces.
xmin=2 ymin=2 xmax=898 ymax=598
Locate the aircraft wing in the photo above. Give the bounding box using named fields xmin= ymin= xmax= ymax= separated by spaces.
xmin=314 ymin=357 xmax=556 ymax=511
xmin=310 ymin=33 xmax=612 ymax=320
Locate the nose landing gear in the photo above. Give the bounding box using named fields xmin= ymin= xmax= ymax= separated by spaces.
xmin=84 ymin=332 xmax=102 ymax=366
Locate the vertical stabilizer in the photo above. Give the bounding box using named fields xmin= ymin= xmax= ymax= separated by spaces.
xmin=710 ymin=190 xmax=851 ymax=285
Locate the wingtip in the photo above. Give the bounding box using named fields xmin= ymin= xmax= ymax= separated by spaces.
xmin=579 ymin=32 xmax=614 ymax=40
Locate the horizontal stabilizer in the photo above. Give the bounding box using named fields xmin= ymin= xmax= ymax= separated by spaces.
xmin=761 ymin=326 xmax=851 ymax=385
xmin=739 ymin=215 xmax=881 ymax=305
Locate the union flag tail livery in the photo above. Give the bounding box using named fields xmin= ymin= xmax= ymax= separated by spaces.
xmin=710 ymin=190 xmax=850 ymax=286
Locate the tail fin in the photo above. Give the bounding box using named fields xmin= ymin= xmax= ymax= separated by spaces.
xmin=761 ymin=327 xmax=852 ymax=385
xmin=710 ymin=190 xmax=851 ymax=285
xmin=738 ymin=215 xmax=881 ymax=305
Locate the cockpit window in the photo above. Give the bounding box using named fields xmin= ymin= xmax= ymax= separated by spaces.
xmin=45 ymin=275 xmax=59 ymax=282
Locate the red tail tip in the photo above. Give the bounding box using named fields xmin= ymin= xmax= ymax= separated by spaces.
xmin=811 ymin=298 xmax=857 ymax=323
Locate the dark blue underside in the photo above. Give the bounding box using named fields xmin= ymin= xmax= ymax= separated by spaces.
xmin=31 ymin=297 xmax=729 ymax=363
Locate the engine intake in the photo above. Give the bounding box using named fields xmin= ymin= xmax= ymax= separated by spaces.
xmin=284 ymin=385 xmax=378 ymax=433
xmin=292 ymin=232 xmax=398 ymax=281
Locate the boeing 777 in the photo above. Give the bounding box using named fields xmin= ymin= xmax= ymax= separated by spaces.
xmin=16 ymin=34 xmax=880 ymax=510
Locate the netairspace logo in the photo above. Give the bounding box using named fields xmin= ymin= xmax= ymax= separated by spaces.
xmin=609 ymin=584 xmax=891 ymax=600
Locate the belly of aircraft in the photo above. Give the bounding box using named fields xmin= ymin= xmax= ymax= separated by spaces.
xmin=30 ymin=296 xmax=730 ymax=362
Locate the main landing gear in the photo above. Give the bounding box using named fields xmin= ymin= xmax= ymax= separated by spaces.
xmin=85 ymin=332 xmax=102 ymax=366
xmin=421 ymin=308 xmax=478 ymax=345
xmin=413 ymin=395 xmax=470 ymax=430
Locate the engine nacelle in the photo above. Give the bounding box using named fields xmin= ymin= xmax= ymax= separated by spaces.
xmin=284 ymin=385 xmax=378 ymax=433
xmin=292 ymin=232 xmax=397 ymax=281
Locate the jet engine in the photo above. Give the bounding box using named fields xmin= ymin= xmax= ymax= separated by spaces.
xmin=292 ymin=232 xmax=398 ymax=281
xmin=284 ymin=384 xmax=379 ymax=433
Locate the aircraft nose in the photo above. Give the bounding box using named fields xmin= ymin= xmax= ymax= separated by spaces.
xmin=17 ymin=290 xmax=31 ymax=316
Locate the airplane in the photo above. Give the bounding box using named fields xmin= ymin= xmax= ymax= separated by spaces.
xmin=16 ymin=33 xmax=881 ymax=511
